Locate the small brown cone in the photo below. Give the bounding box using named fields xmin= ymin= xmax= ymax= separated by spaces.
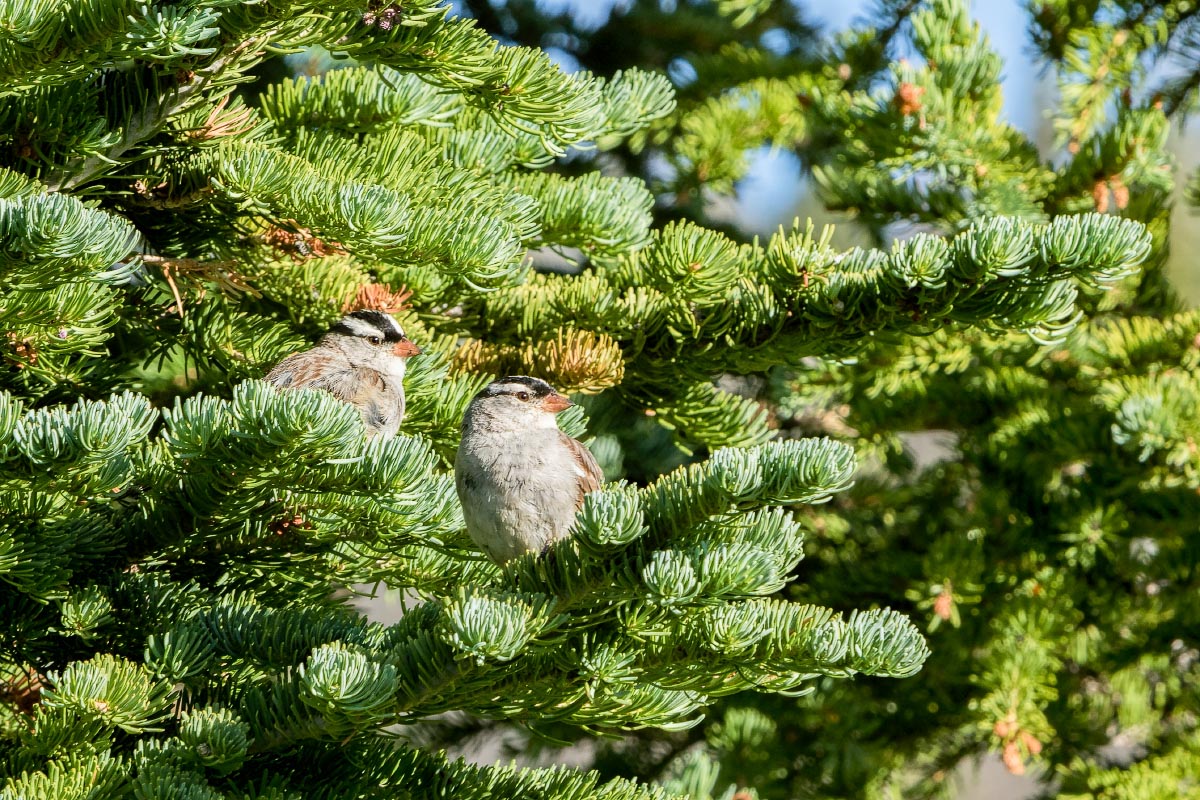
xmin=1019 ymin=729 xmax=1043 ymax=755
xmin=895 ymin=83 xmax=926 ymax=116
xmin=1110 ymin=176 xmax=1130 ymax=210
xmin=1002 ymin=740 xmax=1026 ymax=775
xmin=933 ymin=582 xmax=954 ymax=621
xmin=1092 ymin=180 xmax=1110 ymax=214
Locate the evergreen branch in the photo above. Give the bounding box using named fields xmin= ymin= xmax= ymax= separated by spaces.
xmin=44 ymin=33 xmax=271 ymax=192
xmin=342 ymin=739 xmax=683 ymax=800
xmin=468 ymin=213 xmax=1151 ymax=448
xmin=3 ymin=0 xmax=1191 ymax=795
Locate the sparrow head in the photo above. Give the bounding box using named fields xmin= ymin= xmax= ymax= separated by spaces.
xmin=466 ymin=376 xmax=572 ymax=429
xmin=326 ymin=310 xmax=422 ymax=370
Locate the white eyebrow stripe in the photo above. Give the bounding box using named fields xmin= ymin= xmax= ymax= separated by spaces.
xmin=343 ymin=317 xmax=385 ymax=338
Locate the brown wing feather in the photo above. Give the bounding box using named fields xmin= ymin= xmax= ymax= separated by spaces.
xmin=266 ymin=353 xmax=377 ymax=403
xmin=562 ymin=433 xmax=604 ymax=507
xmin=264 ymin=352 xmax=339 ymax=389
xmin=266 ymin=354 xmax=400 ymax=432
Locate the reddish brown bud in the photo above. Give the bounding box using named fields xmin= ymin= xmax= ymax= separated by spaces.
xmin=1002 ymin=740 xmax=1026 ymax=775
xmin=933 ymin=588 xmax=954 ymax=621
xmin=1092 ymin=180 xmax=1110 ymax=214
xmin=348 ymin=283 xmax=414 ymax=315
xmin=895 ymin=83 xmax=926 ymax=116
xmin=1111 ymin=176 xmax=1129 ymax=210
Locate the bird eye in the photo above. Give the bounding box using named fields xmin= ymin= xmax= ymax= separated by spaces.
xmin=517 ymin=391 xmax=530 ymax=401
xmin=368 ymin=336 xmax=382 ymax=345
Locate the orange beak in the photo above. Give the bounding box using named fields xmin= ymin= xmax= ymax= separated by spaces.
xmin=392 ymin=338 xmax=422 ymax=357
xmin=540 ymin=392 xmax=573 ymax=413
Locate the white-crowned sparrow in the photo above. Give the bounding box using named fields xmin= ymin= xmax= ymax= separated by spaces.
xmin=455 ymin=376 xmax=603 ymax=563
xmin=265 ymin=310 xmax=421 ymax=437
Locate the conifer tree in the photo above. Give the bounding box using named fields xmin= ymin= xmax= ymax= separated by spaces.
xmin=460 ymin=1 xmax=1200 ymax=798
xmin=0 ymin=2 xmax=1162 ymax=800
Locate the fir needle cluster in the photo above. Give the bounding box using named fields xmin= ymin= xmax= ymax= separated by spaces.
xmin=0 ymin=1 xmax=1175 ymax=799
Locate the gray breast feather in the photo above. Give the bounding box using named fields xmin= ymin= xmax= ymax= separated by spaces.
xmin=455 ymin=428 xmax=591 ymax=563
